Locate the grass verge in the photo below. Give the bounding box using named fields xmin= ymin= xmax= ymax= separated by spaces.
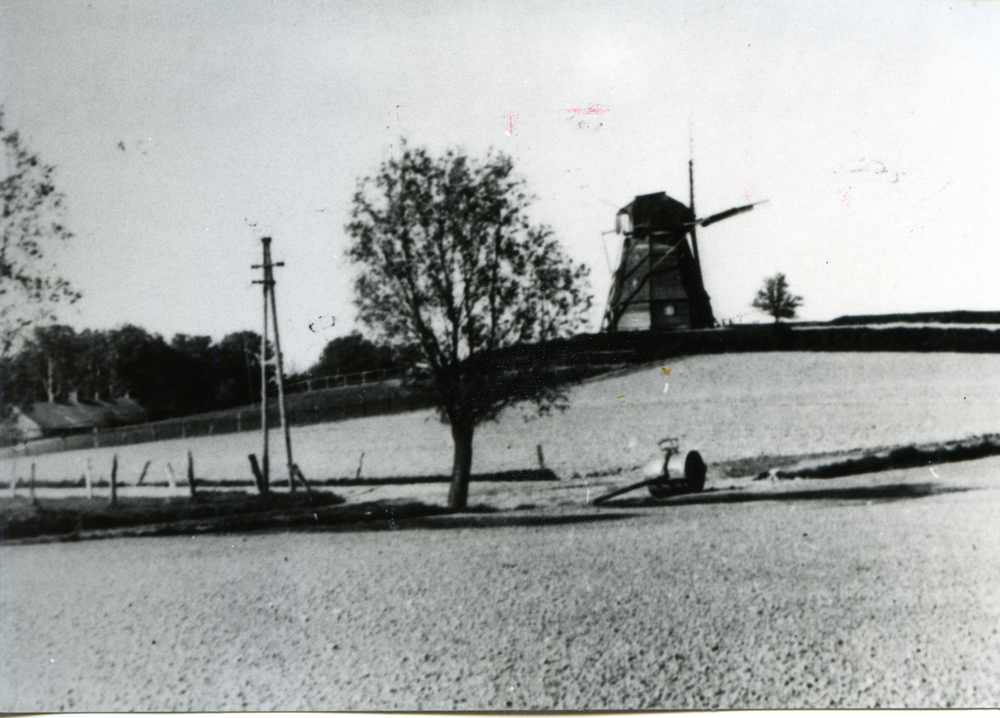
xmin=0 ymin=491 xmax=346 ymax=542
xmin=752 ymin=435 xmax=1000 ymax=480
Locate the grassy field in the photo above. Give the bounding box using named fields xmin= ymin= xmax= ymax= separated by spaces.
xmin=3 ymin=352 xmax=999 ymax=489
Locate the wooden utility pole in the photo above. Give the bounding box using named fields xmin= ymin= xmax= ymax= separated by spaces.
xmin=255 ymin=239 xmax=271 ymax=492
xmin=251 ymin=237 xmax=299 ymax=493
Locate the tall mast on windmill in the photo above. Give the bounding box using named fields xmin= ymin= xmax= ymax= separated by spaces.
xmin=689 ymin=156 xmax=701 ymax=275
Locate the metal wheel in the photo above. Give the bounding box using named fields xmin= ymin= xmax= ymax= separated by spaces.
xmin=684 ymin=450 xmax=707 ymax=492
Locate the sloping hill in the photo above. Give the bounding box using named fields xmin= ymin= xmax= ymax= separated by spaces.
xmin=5 ymin=352 xmax=1000 ymax=485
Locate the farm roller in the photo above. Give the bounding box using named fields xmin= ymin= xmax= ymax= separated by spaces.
xmin=592 ymin=438 xmax=706 ymax=505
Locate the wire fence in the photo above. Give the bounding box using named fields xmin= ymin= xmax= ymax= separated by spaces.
xmin=284 ymin=367 xmax=405 ymax=394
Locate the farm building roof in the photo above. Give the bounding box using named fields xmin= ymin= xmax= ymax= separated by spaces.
xmin=19 ymin=401 xmax=109 ymax=432
xmin=95 ymin=397 xmax=147 ymax=426
xmin=14 ymin=396 xmax=147 ymax=434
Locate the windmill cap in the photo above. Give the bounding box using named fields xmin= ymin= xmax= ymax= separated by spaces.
xmin=620 ymin=192 xmax=694 ymax=234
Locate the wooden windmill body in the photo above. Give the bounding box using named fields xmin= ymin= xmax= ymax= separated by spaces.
xmin=602 ymin=167 xmax=766 ymax=332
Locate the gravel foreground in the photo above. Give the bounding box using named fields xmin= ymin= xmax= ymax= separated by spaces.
xmin=2 ymin=459 xmax=999 ymax=710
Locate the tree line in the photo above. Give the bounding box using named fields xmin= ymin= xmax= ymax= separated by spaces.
xmin=1 ymin=325 xmax=404 ymax=422
xmin=2 ymin=325 xmax=270 ymax=421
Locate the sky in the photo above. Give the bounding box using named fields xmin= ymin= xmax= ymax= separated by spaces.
xmin=2 ymin=0 xmax=999 ymax=371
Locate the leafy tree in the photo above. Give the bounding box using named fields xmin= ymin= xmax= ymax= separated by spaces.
xmin=103 ymin=325 xmax=154 ymax=399
xmin=0 ymin=325 xmax=81 ymax=407
xmin=308 ymin=331 xmax=394 ymax=377
xmin=168 ymin=334 xmax=215 ymax=416
xmin=76 ymin=328 xmax=112 ymax=401
xmin=214 ymin=331 xmax=273 ymax=410
xmin=0 ymin=335 xmax=43 ymax=410
xmin=347 ymin=143 xmax=591 ymax=508
xmin=31 ymin=324 xmax=80 ymax=402
xmin=752 ymin=273 xmax=803 ymax=323
xmin=102 ymin=325 xmax=181 ymax=419
xmin=170 ymin=333 xmax=214 ymax=360
xmin=1 ymin=108 xmax=81 ymax=357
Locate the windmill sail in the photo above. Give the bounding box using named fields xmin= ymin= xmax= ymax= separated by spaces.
xmin=691 ymin=199 xmax=769 ymax=228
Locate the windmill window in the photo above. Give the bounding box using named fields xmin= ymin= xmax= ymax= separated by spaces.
xmin=664 ymin=304 xmax=676 ymax=316
xmin=616 ymin=212 xmax=632 ymax=234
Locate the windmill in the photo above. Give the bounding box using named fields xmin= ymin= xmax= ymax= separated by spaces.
xmin=601 ymin=161 xmax=768 ymax=332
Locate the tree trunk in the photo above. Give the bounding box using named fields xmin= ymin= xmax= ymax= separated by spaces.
xmin=447 ymin=422 xmax=475 ymax=509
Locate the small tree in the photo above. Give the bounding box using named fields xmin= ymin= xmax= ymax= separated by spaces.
xmin=752 ymin=273 xmax=803 ymax=323
xmin=309 ymin=331 xmax=394 ymax=378
xmin=1 ymin=108 xmax=81 ymax=358
xmin=347 ymin=143 xmax=591 ymax=509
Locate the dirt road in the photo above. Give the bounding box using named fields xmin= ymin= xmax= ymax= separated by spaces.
xmin=2 ymin=458 xmax=998 ymax=710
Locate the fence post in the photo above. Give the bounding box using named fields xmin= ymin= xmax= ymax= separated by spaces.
xmin=84 ymin=459 xmax=94 ymax=499
xmin=137 ymin=460 xmax=151 ymax=485
xmin=237 ymin=411 xmax=242 ymax=433
xmin=292 ymin=463 xmax=311 ymax=492
xmin=249 ymin=454 xmax=266 ymax=495
xmin=93 ymin=427 xmax=99 ymax=449
xmin=187 ymin=451 xmax=197 ymax=499
xmin=30 ymin=463 xmax=36 ymax=504
xmin=110 ymin=455 xmax=118 ymax=508
xmin=165 ymin=462 xmax=176 ymax=489
xmin=181 ymin=420 xmax=186 ymax=439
